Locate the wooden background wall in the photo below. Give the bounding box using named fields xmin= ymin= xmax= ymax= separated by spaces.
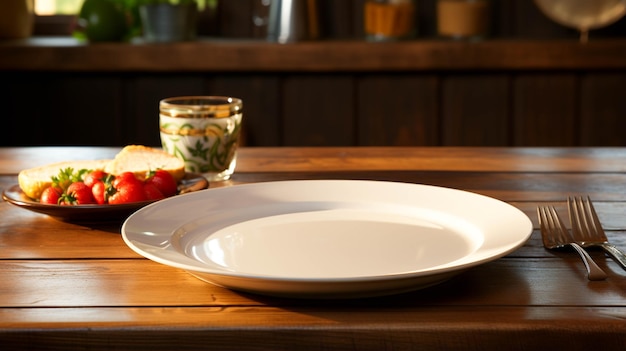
xmin=4 ymin=0 xmax=626 ymax=147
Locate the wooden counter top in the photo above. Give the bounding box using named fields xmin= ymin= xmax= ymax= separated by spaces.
xmin=2 ymin=146 xmax=626 ymax=350
xmin=2 ymin=37 xmax=626 ymax=72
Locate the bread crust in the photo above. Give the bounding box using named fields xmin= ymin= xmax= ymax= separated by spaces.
xmin=104 ymin=145 xmax=185 ymax=181
xmin=18 ymin=160 xmax=111 ymax=200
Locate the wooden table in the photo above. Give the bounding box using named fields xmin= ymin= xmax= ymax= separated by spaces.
xmin=1 ymin=146 xmax=626 ymax=350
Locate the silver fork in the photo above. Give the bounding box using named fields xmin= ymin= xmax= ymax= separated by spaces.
xmin=537 ymin=206 xmax=607 ymax=281
xmin=568 ymin=196 xmax=626 ymax=271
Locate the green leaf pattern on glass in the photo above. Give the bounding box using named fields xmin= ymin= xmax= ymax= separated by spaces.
xmin=160 ymin=114 xmax=242 ymax=174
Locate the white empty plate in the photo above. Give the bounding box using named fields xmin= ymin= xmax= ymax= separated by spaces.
xmin=122 ymin=180 xmax=532 ymax=298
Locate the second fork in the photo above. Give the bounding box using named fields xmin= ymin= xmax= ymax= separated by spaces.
xmin=537 ymin=206 xmax=607 ymax=281
xmin=568 ymin=196 xmax=626 ymax=271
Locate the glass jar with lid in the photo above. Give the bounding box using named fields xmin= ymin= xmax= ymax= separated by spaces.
xmin=437 ymin=0 xmax=491 ymax=40
xmin=364 ymin=0 xmax=417 ymax=41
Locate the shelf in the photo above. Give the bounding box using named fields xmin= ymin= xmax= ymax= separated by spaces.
xmin=2 ymin=37 xmax=626 ymax=72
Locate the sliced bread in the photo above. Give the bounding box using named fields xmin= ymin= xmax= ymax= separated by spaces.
xmin=18 ymin=159 xmax=111 ymax=200
xmin=104 ymin=145 xmax=186 ymax=182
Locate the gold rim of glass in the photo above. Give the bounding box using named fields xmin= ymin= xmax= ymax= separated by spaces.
xmin=160 ymin=96 xmax=243 ymax=118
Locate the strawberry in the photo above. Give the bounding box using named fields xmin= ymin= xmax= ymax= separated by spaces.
xmin=108 ymin=174 xmax=147 ymax=204
xmin=91 ymin=180 xmax=109 ymax=205
xmin=143 ymin=183 xmax=165 ymax=201
xmin=83 ymin=170 xmax=109 ymax=188
xmin=60 ymin=181 xmax=96 ymax=205
xmin=145 ymin=169 xmax=178 ymax=197
xmin=40 ymin=186 xmax=62 ymax=205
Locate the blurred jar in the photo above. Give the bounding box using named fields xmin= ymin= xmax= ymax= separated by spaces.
xmin=364 ymin=0 xmax=417 ymax=41
xmin=437 ymin=0 xmax=491 ymax=40
xmin=0 ymin=0 xmax=34 ymax=39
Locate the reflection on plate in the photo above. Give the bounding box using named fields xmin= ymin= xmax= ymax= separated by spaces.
xmin=2 ymin=173 xmax=208 ymax=223
xmin=122 ymin=180 xmax=532 ymax=299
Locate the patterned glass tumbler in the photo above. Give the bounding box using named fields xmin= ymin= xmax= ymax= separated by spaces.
xmin=159 ymin=96 xmax=243 ymax=182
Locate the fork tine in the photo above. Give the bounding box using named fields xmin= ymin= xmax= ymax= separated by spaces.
xmin=538 ymin=206 xmax=555 ymax=247
xmin=538 ymin=207 xmax=550 ymax=236
xmin=582 ymin=195 xmax=606 ymax=238
xmin=575 ymin=196 xmax=593 ymax=237
xmin=537 ymin=206 xmax=547 ymax=233
xmin=568 ymin=196 xmax=590 ymax=240
xmin=540 ymin=205 xmax=573 ymax=244
xmin=549 ymin=206 xmax=569 ymax=242
xmin=538 ymin=206 xmax=557 ymax=248
xmin=567 ymin=197 xmax=579 ymax=236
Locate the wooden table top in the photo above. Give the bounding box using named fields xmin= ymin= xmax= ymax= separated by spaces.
xmin=1 ymin=146 xmax=626 ymax=350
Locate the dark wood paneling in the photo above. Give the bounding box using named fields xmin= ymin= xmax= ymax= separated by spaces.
xmin=54 ymin=75 xmax=124 ymax=146
xmin=513 ymin=74 xmax=578 ymax=146
xmin=215 ymin=0 xmax=256 ymax=38
xmin=6 ymin=73 xmax=123 ymax=147
xmin=282 ymin=75 xmax=355 ymax=146
xmin=124 ymin=75 xmax=205 ymax=147
xmin=506 ymin=0 xmax=576 ymax=39
xmin=8 ymin=2 xmax=626 ymax=148
xmin=7 ymin=72 xmax=48 ymax=145
xmin=209 ymin=75 xmax=281 ymax=146
xmin=5 ymin=71 xmax=626 ymax=148
xmin=441 ymin=74 xmax=510 ymax=146
xmin=580 ymin=73 xmax=626 ymax=146
xmin=357 ymin=74 xmax=439 ymax=146
xmin=319 ymin=0 xmax=358 ymax=39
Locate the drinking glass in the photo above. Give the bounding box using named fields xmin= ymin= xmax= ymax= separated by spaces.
xmin=159 ymin=96 xmax=243 ymax=182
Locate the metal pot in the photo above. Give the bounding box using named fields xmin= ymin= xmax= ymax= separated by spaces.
xmin=267 ymin=0 xmax=319 ymax=43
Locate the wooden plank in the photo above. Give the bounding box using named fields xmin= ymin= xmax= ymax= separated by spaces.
xmin=441 ymin=74 xmax=510 ymax=146
xmin=4 ymin=40 xmax=626 ymax=72
xmin=4 ymin=147 xmax=626 ymax=175
xmin=580 ymin=73 xmax=626 ymax=146
xmin=226 ymin=171 xmax=626 ymax=202
xmin=0 ymin=258 xmax=624 ymax=308
xmin=0 ymin=207 xmax=137 ymax=259
xmin=232 ymin=147 xmax=626 ymax=173
xmin=4 ymin=305 xmax=620 ymax=328
xmin=357 ymin=74 xmax=439 ymax=145
xmin=512 ymin=74 xmax=577 ymax=146
xmin=2 ymin=306 xmax=625 ymax=350
xmin=0 ymin=259 xmax=257 ymax=307
xmin=282 ymin=75 xmax=355 ymax=146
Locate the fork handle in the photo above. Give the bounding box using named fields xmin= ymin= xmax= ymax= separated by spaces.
xmin=568 ymin=243 xmax=608 ymax=281
xmin=596 ymin=243 xmax=626 ymax=271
